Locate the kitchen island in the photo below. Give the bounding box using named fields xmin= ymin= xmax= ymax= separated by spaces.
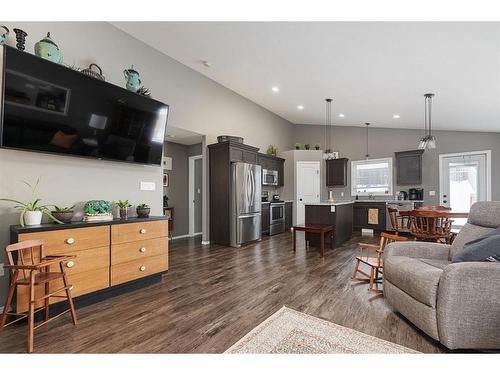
xmin=304 ymin=201 xmax=354 ymax=247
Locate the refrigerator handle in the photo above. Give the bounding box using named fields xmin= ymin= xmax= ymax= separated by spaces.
xmin=250 ymin=168 xmax=255 ymax=207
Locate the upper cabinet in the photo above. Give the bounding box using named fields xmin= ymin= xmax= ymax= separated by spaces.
xmin=257 ymin=153 xmax=285 ymax=187
xmin=326 ymin=158 xmax=349 ymax=187
xmin=395 ymin=150 xmax=424 ymax=185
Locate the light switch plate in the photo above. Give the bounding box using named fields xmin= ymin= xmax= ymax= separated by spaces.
xmin=140 ymin=182 xmax=156 ymax=191
xmin=341 ymin=192 xmax=344 ymax=197
xmin=429 ymin=190 xmax=436 ymax=196
xmin=330 ymin=206 xmax=336 ymax=213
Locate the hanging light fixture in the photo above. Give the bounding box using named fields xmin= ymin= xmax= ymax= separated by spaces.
xmin=418 ymin=93 xmax=437 ymax=150
xmin=364 ymin=122 xmax=370 ymax=159
xmin=323 ymin=98 xmax=335 ymax=160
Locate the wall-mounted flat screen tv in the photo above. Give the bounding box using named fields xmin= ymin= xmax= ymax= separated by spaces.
xmin=0 ymin=46 xmax=169 ymax=165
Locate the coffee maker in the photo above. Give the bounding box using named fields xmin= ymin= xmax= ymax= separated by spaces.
xmin=409 ymin=188 xmax=424 ymax=200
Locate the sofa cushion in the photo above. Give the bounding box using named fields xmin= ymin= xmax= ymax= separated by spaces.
xmin=420 ymin=258 xmax=452 ymax=270
xmin=452 ymin=226 xmax=500 ymax=262
xmin=449 ymin=223 xmax=495 ymax=260
xmin=467 ymin=201 xmax=500 ymax=228
xmin=384 ymin=256 xmax=444 ymax=307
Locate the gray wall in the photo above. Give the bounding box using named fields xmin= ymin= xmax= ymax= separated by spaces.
xmin=293 ymin=124 xmax=500 ymax=204
xmin=163 ymin=141 xmax=202 ymax=237
xmin=0 ymin=22 xmax=294 ymax=305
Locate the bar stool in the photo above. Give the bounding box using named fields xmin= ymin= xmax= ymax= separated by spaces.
xmin=0 ymin=239 xmax=78 ymax=353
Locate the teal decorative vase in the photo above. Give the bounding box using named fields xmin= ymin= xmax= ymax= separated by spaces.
xmin=123 ymin=66 xmax=141 ymax=92
xmin=34 ymin=32 xmax=63 ymax=64
xmin=0 ymin=25 xmax=9 ymax=44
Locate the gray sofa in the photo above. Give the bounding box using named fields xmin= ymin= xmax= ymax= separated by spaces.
xmin=383 ymin=201 xmax=500 ymax=350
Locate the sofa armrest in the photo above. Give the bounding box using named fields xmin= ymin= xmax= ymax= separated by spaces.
xmin=437 ymin=262 xmax=500 ymax=350
xmin=383 ymin=241 xmax=450 ymax=261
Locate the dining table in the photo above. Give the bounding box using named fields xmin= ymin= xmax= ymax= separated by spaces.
xmin=407 ymin=207 xmax=469 ymax=243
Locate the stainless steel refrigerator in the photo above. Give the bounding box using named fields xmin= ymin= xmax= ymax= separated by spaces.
xmin=230 ymin=162 xmax=262 ymax=247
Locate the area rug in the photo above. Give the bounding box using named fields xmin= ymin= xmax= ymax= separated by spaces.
xmin=225 ymin=306 xmax=419 ymax=353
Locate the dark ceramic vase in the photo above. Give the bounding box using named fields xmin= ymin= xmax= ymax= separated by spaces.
xmin=52 ymin=211 xmax=73 ymax=224
xmin=136 ymin=207 xmax=150 ymax=218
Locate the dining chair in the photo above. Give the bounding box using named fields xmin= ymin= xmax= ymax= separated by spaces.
xmin=352 ymin=232 xmax=407 ymax=293
xmin=409 ymin=210 xmax=454 ymax=243
xmin=0 ymin=240 xmax=78 ymax=353
xmin=387 ymin=207 xmax=411 ymax=235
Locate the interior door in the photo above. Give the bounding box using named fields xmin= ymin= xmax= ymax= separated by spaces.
xmin=440 ymin=151 xmax=491 ymax=225
xmin=296 ymin=161 xmax=321 ymax=224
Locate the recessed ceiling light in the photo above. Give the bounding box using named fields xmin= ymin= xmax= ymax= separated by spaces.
xmin=338 ymin=113 xmax=345 ymax=118
xmin=271 ymin=86 xmax=280 ymax=92
xmin=393 ymin=114 xmax=401 ymax=119
xmin=297 ymin=105 xmax=304 ymax=110
xmin=202 ymin=60 xmax=212 ymax=67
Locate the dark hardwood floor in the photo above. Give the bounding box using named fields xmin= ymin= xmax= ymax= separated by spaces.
xmin=0 ymin=231 xmax=445 ymax=353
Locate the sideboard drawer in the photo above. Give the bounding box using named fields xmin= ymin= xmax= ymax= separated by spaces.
xmin=111 ymin=254 xmax=168 ymax=286
xmin=46 ymin=246 xmax=110 ymax=276
xmin=111 ymin=237 xmax=168 ymax=265
xmin=16 ymin=267 xmax=109 ymax=313
xmin=19 ymin=226 xmax=110 ymax=254
xmin=111 ymin=220 xmax=168 ymax=244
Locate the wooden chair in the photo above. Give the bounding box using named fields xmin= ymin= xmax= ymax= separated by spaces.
xmin=416 ymin=205 xmax=452 ymax=211
xmin=0 ymin=240 xmax=78 ymax=353
xmin=387 ymin=207 xmax=411 ymax=235
xmin=352 ymin=232 xmax=407 ymax=293
xmin=409 ymin=210 xmax=454 ymax=243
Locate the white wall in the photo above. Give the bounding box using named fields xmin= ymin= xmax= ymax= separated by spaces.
xmin=0 ymin=22 xmax=294 ymax=303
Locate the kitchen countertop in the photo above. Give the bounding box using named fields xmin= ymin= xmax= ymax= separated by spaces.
xmin=262 ymin=200 xmax=294 ymax=204
xmin=304 ymin=201 xmax=355 ymax=206
xmin=304 ymin=199 xmax=424 ymax=206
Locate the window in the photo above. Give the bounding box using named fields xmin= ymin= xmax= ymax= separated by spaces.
xmin=351 ymin=157 xmax=393 ymax=196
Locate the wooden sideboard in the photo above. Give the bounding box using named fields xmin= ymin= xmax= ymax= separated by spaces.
xmin=10 ymin=217 xmax=169 ymax=313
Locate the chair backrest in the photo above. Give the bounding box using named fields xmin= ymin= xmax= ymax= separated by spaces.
xmin=450 ymin=201 xmax=500 ymax=259
xmin=409 ymin=210 xmax=451 ymax=238
xmin=5 ymin=240 xmax=45 ymax=279
xmin=417 ymin=205 xmax=451 ymax=211
xmin=379 ymin=232 xmax=407 ymax=250
xmin=387 ymin=207 xmax=398 ymax=231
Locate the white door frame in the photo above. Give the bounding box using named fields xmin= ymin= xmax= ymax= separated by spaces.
xmin=295 ymin=161 xmax=321 ymax=225
xmin=439 ymin=150 xmax=492 ymax=205
xmin=189 ymin=155 xmax=203 ymax=236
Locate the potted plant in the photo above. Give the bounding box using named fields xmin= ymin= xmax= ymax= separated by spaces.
xmin=117 ymin=200 xmax=131 ymax=220
xmin=304 ymin=144 xmax=311 ymax=150
xmin=266 ymin=144 xmax=278 ymax=157
xmin=136 ymin=203 xmax=151 ymax=218
xmin=0 ymin=177 xmax=62 ymax=227
xmin=314 ymin=144 xmax=321 ymax=150
xmin=294 ymin=143 xmax=301 ymax=150
xmin=51 ymin=205 xmax=75 ymax=224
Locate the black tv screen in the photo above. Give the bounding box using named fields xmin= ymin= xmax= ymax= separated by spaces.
xmin=0 ymin=46 xmax=168 ymax=165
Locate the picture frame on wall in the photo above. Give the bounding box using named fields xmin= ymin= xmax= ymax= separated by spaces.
xmin=163 ymin=173 xmax=169 ymax=187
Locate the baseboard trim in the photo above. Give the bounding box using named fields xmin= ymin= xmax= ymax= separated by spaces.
xmin=172 ymin=233 xmax=203 ymax=240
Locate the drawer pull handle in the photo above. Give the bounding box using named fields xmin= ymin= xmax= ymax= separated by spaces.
xmin=139 ymin=265 xmax=146 ymax=272
xmin=140 ymin=247 xmax=147 ymax=253
xmin=66 ymin=238 xmax=75 ymax=245
xmin=66 ymin=261 xmax=75 ymax=268
xmin=140 ymin=228 xmax=147 ymax=234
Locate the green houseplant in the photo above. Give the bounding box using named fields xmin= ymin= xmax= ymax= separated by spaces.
xmin=0 ymin=177 xmax=62 ymax=227
xmin=304 ymin=144 xmax=311 ymax=150
xmin=266 ymin=144 xmax=278 ymax=157
xmin=51 ymin=205 xmax=75 ymax=224
xmin=136 ymin=203 xmax=150 ymax=218
xmin=294 ymin=143 xmax=301 ymax=150
xmin=314 ymin=144 xmax=321 ymax=150
xmin=117 ymin=200 xmax=131 ymax=220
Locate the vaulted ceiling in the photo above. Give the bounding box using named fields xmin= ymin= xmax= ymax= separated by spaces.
xmin=114 ymin=22 xmax=500 ymax=132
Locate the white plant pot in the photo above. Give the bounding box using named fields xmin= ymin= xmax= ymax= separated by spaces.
xmin=24 ymin=210 xmax=43 ymax=226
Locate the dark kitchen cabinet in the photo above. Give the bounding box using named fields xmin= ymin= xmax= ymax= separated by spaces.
xmin=326 ymin=158 xmax=348 ymax=187
xmin=262 ymin=203 xmax=270 ymax=234
xmin=395 ymin=150 xmax=424 ymax=185
xmin=285 ymin=201 xmax=293 ymax=231
xmin=257 ymin=153 xmax=285 ymax=187
xmin=353 ymin=202 xmax=386 ymax=231
xmin=208 ymin=140 xmax=260 ymax=246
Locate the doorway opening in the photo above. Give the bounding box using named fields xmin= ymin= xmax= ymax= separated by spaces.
xmin=439 ymin=150 xmax=491 ymax=226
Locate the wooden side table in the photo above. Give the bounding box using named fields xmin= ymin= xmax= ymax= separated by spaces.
xmin=292 ymin=224 xmax=335 ymax=257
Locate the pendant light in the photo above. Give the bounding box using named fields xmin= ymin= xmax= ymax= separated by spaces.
xmin=418 ymin=93 xmax=437 ymax=150
xmin=323 ymin=98 xmax=335 ymax=160
xmin=364 ymin=122 xmax=370 ymax=159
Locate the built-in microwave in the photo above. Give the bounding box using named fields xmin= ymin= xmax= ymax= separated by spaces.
xmin=262 ymin=169 xmax=279 ymax=186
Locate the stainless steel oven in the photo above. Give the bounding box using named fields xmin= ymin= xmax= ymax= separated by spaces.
xmin=269 ymin=202 xmax=285 ymax=235
xmin=262 ymin=169 xmax=279 ymax=186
